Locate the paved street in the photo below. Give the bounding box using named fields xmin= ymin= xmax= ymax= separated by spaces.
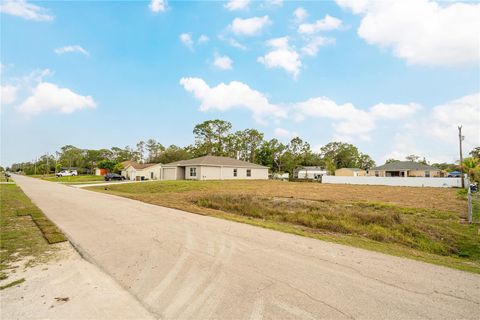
xmin=13 ymin=175 xmax=480 ymax=319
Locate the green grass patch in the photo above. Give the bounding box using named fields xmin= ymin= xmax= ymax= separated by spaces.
xmin=1 ymin=184 xmax=66 ymax=275
xmin=0 ymin=278 xmax=25 ymax=290
xmin=196 ymin=195 xmax=479 ymax=260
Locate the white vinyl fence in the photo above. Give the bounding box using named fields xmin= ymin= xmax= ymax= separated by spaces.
xmin=322 ymin=176 xmax=463 ymax=188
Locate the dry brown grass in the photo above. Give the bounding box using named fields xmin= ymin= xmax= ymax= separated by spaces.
xmin=95 ymin=180 xmax=466 ymax=216
xmin=90 ymin=180 xmax=478 ymax=273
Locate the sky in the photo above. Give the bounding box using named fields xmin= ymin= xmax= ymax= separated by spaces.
xmin=1 ymin=0 xmax=479 ymax=166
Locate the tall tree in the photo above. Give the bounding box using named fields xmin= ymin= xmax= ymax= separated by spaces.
xmin=193 ymin=119 xmax=232 ymax=156
xmin=145 ymin=139 xmax=165 ymax=163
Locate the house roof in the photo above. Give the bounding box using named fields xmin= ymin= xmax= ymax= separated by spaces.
xmin=164 ymin=155 xmax=268 ymax=168
xmin=336 ymin=168 xmax=364 ymax=171
xmin=124 ymin=162 xmax=161 ymax=170
xmin=372 ymin=161 xmax=436 ymax=171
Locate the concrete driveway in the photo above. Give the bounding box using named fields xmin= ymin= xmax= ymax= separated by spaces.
xmin=13 ymin=175 xmax=480 ymax=319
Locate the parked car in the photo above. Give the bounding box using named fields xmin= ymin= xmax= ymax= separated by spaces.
xmin=56 ymin=170 xmax=78 ymax=177
xmin=104 ymin=173 xmax=126 ymax=181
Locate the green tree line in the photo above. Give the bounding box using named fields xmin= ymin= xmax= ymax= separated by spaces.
xmin=10 ymin=119 xmax=476 ymax=177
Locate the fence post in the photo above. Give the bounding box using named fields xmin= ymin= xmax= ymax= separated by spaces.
xmin=467 ymin=186 xmax=473 ymax=224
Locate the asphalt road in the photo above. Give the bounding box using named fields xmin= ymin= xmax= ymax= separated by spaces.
xmin=13 ymin=175 xmax=480 ymax=319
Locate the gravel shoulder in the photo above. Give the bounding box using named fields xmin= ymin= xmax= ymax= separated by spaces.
xmin=0 ymin=242 xmax=153 ymax=320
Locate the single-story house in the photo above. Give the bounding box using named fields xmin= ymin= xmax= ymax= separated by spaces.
xmin=335 ymin=168 xmax=366 ymax=176
xmin=367 ymin=161 xmax=442 ymax=177
xmin=122 ymin=162 xmax=162 ymax=181
xmin=294 ymin=166 xmax=328 ymax=179
xmin=162 ymin=156 xmax=269 ymax=181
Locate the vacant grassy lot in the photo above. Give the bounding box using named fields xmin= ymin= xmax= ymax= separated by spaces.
xmin=33 ymin=174 xmax=104 ymax=184
xmin=90 ymin=180 xmax=480 ymax=273
xmin=0 ymin=184 xmax=67 ymax=282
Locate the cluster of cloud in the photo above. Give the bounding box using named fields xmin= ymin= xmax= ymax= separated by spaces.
xmin=297 ymin=15 xmax=342 ymax=34
xmin=255 ymin=8 xmax=340 ymax=78
xmin=336 ymin=0 xmax=480 ymax=66
xmin=179 ymin=77 xmax=286 ymax=124
xmin=149 ymin=0 xmax=167 ymax=13
xmin=0 ymin=0 xmax=53 ymax=21
xmin=257 ymin=37 xmax=301 ymax=79
xmin=179 ymin=33 xmax=209 ymax=50
xmin=213 ymin=53 xmax=233 ymax=70
xmin=17 ymin=82 xmax=96 ymax=115
xmin=54 ymin=45 xmax=89 ymax=56
xmin=1 ymin=69 xmax=97 ymax=116
xmin=229 ymin=16 xmax=271 ymax=36
xmin=224 ymin=0 xmax=250 ymax=11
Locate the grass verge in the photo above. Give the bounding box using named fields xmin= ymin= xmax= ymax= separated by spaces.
xmin=32 ymin=174 xmax=104 ymax=184
xmin=0 ymin=184 xmax=66 ymax=280
xmin=90 ymin=180 xmax=480 ymax=273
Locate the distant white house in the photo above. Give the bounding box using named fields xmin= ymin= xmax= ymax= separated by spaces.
xmin=294 ymin=166 xmax=328 ymax=180
xmin=122 ymin=162 xmax=162 ymax=181
xmin=121 ymin=156 xmax=269 ymax=181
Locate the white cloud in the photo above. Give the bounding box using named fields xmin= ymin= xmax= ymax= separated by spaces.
xmin=370 ymin=103 xmax=421 ymax=119
xmin=229 ymin=16 xmax=271 ymax=36
xmin=213 ymin=53 xmax=233 ymax=70
xmin=149 ymin=0 xmax=166 ymax=13
xmin=429 ymin=93 xmax=480 ymax=150
xmin=1 ymin=85 xmax=18 ymax=105
xmin=265 ymin=0 xmax=283 ymax=7
xmin=0 ymin=0 xmax=53 ymax=21
xmin=293 ymin=7 xmax=308 ymax=23
xmin=54 ymin=45 xmax=89 ymax=56
xmin=179 ymin=77 xmax=286 ymax=123
xmin=274 ymin=127 xmax=298 ymax=140
xmin=17 ymin=82 xmax=96 ymax=115
xmin=298 ymin=15 xmax=342 ymax=34
xmin=224 ymin=0 xmax=250 ymax=11
xmin=295 ymin=97 xmax=375 ymax=141
xmin=257 ymin=37 xmax=302 ymax=78
xmin=336 ymin=0 xmax=480 ymax=66
xmin=301 ymin=36 xmax=335 ymax=56
xmin=180 ymin=33 xmax=194 ymax=49
xmin=198 ymin=34 xmax=209 ymax=44
xmin=294 ymin=97 xmax=423 ymax=141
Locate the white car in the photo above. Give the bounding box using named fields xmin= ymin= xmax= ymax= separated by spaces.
xmin=56 ymin=170 xmax=78 ymax=177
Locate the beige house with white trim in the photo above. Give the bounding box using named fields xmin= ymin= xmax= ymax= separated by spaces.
xmin=162 ymin=156 xmax=269 ymax=181
xmin=366 ymin=161 xmax=443 ymax=177
xmin=335 ymin=168 xmax=366 ymax=176
xmin=122 ymin=162 xmax=162 ymax=181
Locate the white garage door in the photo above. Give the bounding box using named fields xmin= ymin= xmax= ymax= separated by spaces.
xmin=163 ymin=168 xmax=176 ymax=180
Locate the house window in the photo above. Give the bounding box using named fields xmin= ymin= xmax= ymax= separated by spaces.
xmin=425 ymin=170 xmax=430 ymax=177
xmin=247 ymin=169 xmax=251 ymax=177
xmin=375 ymin=171 xmax=379 ymax=177
xmin=190 ymin=167 xmax=197 ymax=177
xmin=150 ymin=172 xmax=154 ymax=179
xmin=233 ymin=169 xmax=237 ymax=177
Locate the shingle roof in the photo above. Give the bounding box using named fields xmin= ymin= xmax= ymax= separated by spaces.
xmin=124 ymin=162 xmax=161 ymax=170
xmin=164 ymin=156 xmax=267 ymax=168
xmin=372 ymin=161 xmax=436 ymax=171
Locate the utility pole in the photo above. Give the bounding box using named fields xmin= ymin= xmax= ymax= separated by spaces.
xmin=458 ymin=125 xmax=464 ymax=188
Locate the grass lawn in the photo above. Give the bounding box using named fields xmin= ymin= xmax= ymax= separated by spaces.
xmin=0 ymin=184 xmax=67 ymax=283
xmin=90 ymin=180 xmax=480 ymax=273
xmin=32 ymin=174 xmax=104 ymax=184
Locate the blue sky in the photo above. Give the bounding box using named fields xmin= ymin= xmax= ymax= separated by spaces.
xmin=1 ymin=0 xmax=479 ymax=166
